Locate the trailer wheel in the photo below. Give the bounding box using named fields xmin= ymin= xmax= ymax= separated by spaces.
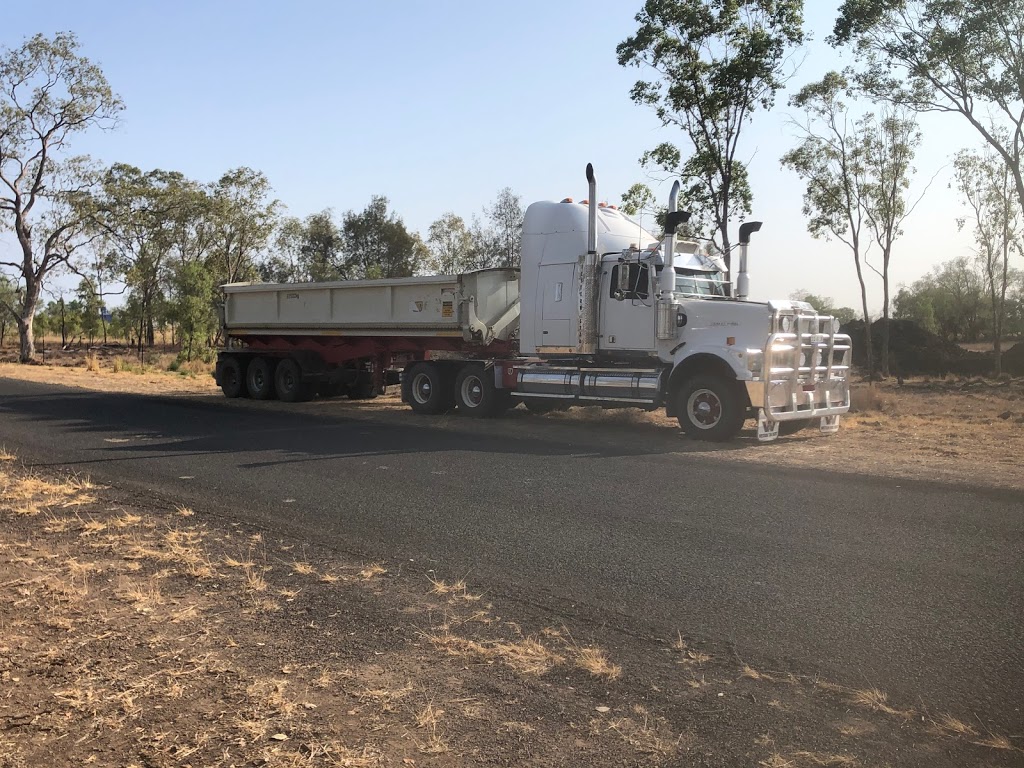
xmin=219 ymin=357 xmax=246 ymax=399
xmin=275 ymin=358 xmax=312 ymax=403
xmin=455 ymin=364 xmax=506 ymax=418
xmin=675 ymin=374 xmax=746 ymax=441
xmin=246 ymin=357 xmax=276 ymax=400
xmin=403 ymin=363 xmax=453 ymax=415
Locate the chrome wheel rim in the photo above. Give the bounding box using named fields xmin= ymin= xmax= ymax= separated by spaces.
xmin=687 ymin=388 xmax=723 ymax=430
xmin=460 ymin=375 xmax=484 ymax=407
xmin=412 ymin=373 xmax=433 ymax=404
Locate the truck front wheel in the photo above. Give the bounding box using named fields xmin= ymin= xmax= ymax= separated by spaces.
xmin=455 ymin=364 xmax=506 ymax=418
xmin=403 ymin=363 xmax=454 ymax=415
xmin=675 ymin=374 xmax=746 ymax=442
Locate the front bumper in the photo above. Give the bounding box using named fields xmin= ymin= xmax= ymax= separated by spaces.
xmin=745 ymin=329 xmax=853 ymax=422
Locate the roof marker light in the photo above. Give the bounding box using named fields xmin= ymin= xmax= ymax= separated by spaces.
xmin=561 ymin=197 xmax=574 ymax=203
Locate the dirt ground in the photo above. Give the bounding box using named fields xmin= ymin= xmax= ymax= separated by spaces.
xmin=2 ymin=349 xmax=1024 ymax=492
xmin=1 ymin=455 xmax=1019 ymax=768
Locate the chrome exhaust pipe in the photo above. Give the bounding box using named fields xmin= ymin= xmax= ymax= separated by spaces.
xmin=578 ymin=163 xmax=600 ymax=355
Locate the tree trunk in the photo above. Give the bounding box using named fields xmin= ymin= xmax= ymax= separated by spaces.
xmin=17 ymin=311 xmax=35 ymax=363
xmin=854 ymin=258 xmax=874 ymax=383
xmin=881 ymin=265 xmax=890 ymax=379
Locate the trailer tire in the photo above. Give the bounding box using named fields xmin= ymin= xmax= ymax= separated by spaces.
xmin=219 ymin=357 xmax=246 ymax=399
xmin=455 ymin=364 xmax=505 ymax=418
xmin=403 ymin=363 xmax=453 ymax=415
xmin=246 ymin=357 xmax=276 ymax=400
xmin=275 ymin=358 xmax=312 ymax=403
xmin=675 ymin=374 xmax=746 ymax=442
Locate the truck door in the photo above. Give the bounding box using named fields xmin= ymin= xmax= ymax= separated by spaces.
xmin=600 ymin=262 xmax=655 ymax=351
xmin=536 ymin=263 xmax=576 ymax=351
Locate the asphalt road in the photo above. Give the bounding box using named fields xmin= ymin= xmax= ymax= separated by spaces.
xmin=1 ymin=377 xmax=1021 ymax=731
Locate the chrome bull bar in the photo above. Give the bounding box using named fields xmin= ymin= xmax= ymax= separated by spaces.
xmin=747 ymin=316 xmax=853 ymax=423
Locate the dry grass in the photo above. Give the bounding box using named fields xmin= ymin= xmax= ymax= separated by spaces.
xmin=572 ymin=645 xmax=622 ymax=680
xmin=848 ymin=687 xmax=914 ymax=718
xmin=972 ymin=733 xmax=1018 ymax=751
xmin=291 ymin=560 xmax=316 ymax=576
xmin=84 ymin=352 xmax=101 ymax=372
xmin=762 ymin=752 xmax=858 ymax=767
xmin=849 ymin=384 xmax=893 ymax=413
xmin=591 ymin=706 xmax=681 ymax=757
xmin=426 ymin=631 xmax=565 ymax=676
xmin=934 ymin=713 xmax=978 ymax=738
xmin=358 ymin=563 xmax=387 ymax=580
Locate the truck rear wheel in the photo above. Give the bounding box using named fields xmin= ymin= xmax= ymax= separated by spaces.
xmin=455 ymin=364 xmax=506 ymax=418
xmin=275 ymin=358 xmax=312 ymax=403
xmin=403 ymin=362 xmax=453 ymax=415
xmin=219 ymin=357 xmax=246 ymax=399
xmin=246 ymin=357 xmax=276 ymax=400
xmin=675 ymin=374 xmax=746 ymax=442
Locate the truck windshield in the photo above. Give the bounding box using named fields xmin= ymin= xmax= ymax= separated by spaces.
xmin=675 ymin=270 xmax=727 ymax=297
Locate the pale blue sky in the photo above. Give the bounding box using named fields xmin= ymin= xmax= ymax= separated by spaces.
xmin=3 ymin=1 xmax=984 ymax=310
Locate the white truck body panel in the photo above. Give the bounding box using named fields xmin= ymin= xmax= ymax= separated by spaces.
xmin=223 ymin=269 xmax=520 ymax=341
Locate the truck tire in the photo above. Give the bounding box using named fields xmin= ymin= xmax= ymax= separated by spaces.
xmin=455 ymin=363 xmax=506 ymax=418
xmin=348 ymin=370 xmax=377 ymax=400
xmin=275 ymin=358 xmax=312 ymax=403
xmin=219 ymin=357 xmax=246 ymax=399
xmin=675 ymin=374 xmax=746 ymax=442
xmin=403 ymin=362 xmax=453 ymax=415
xmin=246 ymin=357 xmax=276 ymax=400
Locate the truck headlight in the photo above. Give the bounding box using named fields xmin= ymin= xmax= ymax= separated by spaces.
xmin=779 ymin=315 xmax=793 ymax=333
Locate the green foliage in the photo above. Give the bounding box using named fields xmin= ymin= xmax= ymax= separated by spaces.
xmin=341 ymin=196 xmax=424 ymax=279
xmin=790 ymin=290 xmax=858 ymax=324
xmin=167 ymin=260 xmax=216 ymax=361
xmin=426 ymin=213 xmax=475 ymax=274
xmin=618 ymin=0 xmax=804 ymax=266
xmin=831 ymin=0 xmax=1024 ymax=222
xmin=894 ymin=257 xmax=989 ymax=342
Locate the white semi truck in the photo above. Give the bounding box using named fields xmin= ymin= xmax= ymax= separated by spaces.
xmin=215 ymin=165 xmax=852 ymax=442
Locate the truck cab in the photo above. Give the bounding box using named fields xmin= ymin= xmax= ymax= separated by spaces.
xmin=513 ymin=167 xmax=852 ymax=441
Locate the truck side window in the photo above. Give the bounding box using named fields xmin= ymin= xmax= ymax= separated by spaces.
xmin=609 ymin=264 xmax=649 ymax=301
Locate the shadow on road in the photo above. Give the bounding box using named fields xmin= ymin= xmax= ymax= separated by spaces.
xmin=0 ymin=387 xmax=758 ymax=470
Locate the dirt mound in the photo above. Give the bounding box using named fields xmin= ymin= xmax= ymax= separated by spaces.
xmin=1002 ymin=341 xmax=1024 ymax=375
xmin=840 ymin=319 xmax=992 ymax=375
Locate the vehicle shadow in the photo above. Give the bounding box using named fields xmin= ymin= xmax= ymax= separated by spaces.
xmin=0 ymin=387 xmax=770 ymax=472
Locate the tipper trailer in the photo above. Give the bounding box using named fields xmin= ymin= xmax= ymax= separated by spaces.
xmin=215 ymin=165 xmax=852 ymax=442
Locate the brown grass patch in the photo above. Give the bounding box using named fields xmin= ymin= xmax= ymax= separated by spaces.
xmin=848 ymin=687 xmax=914 ymax=718
xmin=572 ymin=645 xmax=622 ymax=680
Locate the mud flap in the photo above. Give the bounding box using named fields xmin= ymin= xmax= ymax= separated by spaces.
xmin=757 ymin=409 xmax=779 ymax=442
xmin=819 ymin=414 xmax=840 ymax=434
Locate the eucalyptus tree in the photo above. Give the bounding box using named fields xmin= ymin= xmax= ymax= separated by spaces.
xmin=832 ymin=0 xmax=1024 ymax=219
xmin=618 ymin=0 xmax=805 ymax=276
xmin=954 ymin=143 xmax=1023 ymax=374
xmin=0 ymin=32 xmax=122 ymax=361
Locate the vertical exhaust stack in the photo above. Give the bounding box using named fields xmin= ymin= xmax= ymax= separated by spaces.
xmin=657 ymin=183 xmax=690 ymax=340
xmin=578 ymin=163 xmax=600 ymax=355
xmin=735 ymin=221 xmax=762 ymax=301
